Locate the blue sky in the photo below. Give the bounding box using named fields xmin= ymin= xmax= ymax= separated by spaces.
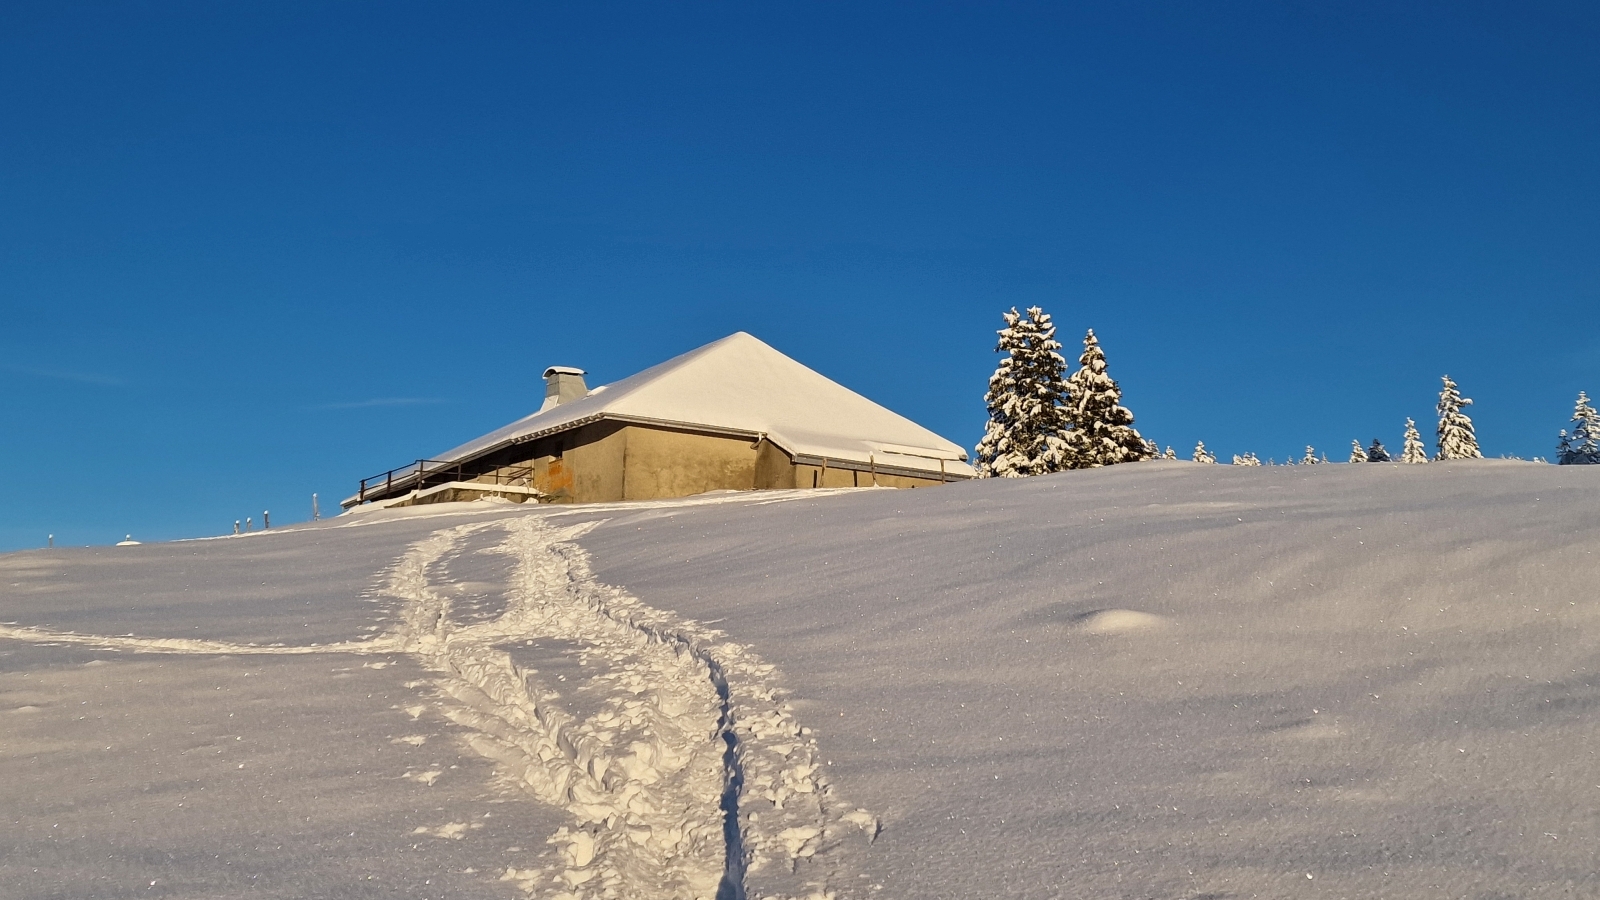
xmin=3 ymin=2 xmax=1597 ymax=549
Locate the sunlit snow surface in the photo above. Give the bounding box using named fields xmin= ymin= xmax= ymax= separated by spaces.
xmin=4 ymin=461 xmax=1600 ymax=899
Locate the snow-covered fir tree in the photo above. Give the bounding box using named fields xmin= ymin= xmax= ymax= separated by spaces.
xmin=1558 ymin=391 xmax=1600 ymax=465
xmin=1063 ymin=329 xmax=1151 ymax=467
xmin=1163 ymin=446 xmax=1177 ymax=460
xmin=1401 ymin=418 xmax=1429 ymax=463
xmin=1434 ymin=375 xmax=1482 ymax=460
xmin=1231 ymin=452 xmax=1262 ymax=466
xmin=1366 ymin=439 xmax=1391 ymax=462
xmin=974 ymin=307 xmax=1071 ymax=477
xmin=1301 ymin=445 xmax=1321 ymax=465
xmin=1349 ymin=440 xmax=1365 ymax=463
xmin=1192 ymin=441 xmax=1216 ymax=464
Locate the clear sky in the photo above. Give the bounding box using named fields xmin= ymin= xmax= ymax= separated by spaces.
xmin=3 ymin=2 xmax=1597 ymax=550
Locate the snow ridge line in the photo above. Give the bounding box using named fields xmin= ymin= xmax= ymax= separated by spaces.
xmin=0 ymin=624 xmax=402 ymax=656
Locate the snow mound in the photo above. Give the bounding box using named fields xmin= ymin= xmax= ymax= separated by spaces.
xmin=1068 ymin=608 xmax=1168 ymax=634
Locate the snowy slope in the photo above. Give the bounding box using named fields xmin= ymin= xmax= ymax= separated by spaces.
xmin=4 ymin=462 xmax=1599 ymax=900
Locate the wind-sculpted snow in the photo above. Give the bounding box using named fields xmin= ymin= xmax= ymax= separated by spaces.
xmin=11 ymin=462 xmax=1600 ymax=899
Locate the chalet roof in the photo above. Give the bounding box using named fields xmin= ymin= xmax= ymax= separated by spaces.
xmin=436 ymin=332 xmax=974 ymax=477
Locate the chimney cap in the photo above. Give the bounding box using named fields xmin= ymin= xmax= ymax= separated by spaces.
xmin=543 ymin=366 xmax=586 ymax=378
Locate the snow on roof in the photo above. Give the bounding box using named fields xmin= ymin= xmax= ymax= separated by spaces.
xmin=436 ymin=332 xmax=974 ymax=476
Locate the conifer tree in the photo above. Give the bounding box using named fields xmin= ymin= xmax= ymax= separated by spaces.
xmin=1366 ymin=439 xmax=1391 ymax=462
xmin=974 ymin=307 xmax=1071 ymax=477
xmin=1559 ymin=391 xmax=1600 ymax=465
xmin=1349 ymin=440 xmax=1365 ymax=463
xmin=1063 ymin=329 xmax=1151 ymax=467
xmin=1163 ymin=446 xmax=1177 ymax=460
xmin=1401 ymin=418 xmax=1429 ymax=463
xmin=1435 ymin=375 xmax=1482 ymax=460
xmin=1302 ymin=446 xmax=1321 ymax=465
xmin=1232 ymin=452 xmax=1262 ymax=466
xmin=1192 ymin=441 xmax=1216 ymax=464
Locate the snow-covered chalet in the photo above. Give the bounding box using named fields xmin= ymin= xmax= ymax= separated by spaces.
xmin=343 ymin=332 xmax=974 ymax=509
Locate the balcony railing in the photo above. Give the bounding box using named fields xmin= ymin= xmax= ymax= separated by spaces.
xmin=357 ymin=459 xmax=535 ymax=504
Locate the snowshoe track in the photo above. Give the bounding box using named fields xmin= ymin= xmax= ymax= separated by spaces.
xmin=386 ymin=516 xmax=876 ymax=900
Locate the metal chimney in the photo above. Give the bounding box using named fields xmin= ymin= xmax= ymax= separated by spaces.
xmin=540 ymin=366 xmax=588 ymax=412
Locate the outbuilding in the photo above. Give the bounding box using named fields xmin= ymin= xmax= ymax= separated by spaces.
xmin=344 ymin=332 xmax=974 ymax=509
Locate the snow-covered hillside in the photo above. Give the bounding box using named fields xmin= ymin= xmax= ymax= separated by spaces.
xmin=3 ymin=461 xmax=1598 ymax=899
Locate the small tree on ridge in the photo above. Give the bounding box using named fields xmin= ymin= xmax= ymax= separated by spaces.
xmin=1435 ymin=375 xmax=1482 ymax=460
xmin=1558 ymin=391 xmax=1600 ymax=465
xmin=1401 ymin=418 xmax=1429 ymax=463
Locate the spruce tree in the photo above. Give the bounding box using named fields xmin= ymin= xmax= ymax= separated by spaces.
xmin=1366 ymin=439 xmax=1391 ymax=462
xmin=1302 ymin=446 xmax=1321 ymax=465
xmin=1163 ymin=446 xmax=1177 ymax=460
xmin=1401 ymin=418 xmax=1429 ymax=463
xmin=1435 ymin=375 xmax=1482 ymax=460
xmin=1063 ymin=329 xmax=1151 ymax=467
xmin=1349 ymin=440 xmax=1365 ymax=463
xmin=974 ymin=307 xmax=1071 ymax=477
xmin=1232 ymin=452 xmax=1262 ymax=466
xmin=1192 ymin=441 xmax=1216 ymax=464
xmin=1559 ymin=391 xmax=1600 ymax=465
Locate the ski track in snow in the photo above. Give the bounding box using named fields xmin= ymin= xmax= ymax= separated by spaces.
xmin=0 ymin=514 xmax=874 ymax=900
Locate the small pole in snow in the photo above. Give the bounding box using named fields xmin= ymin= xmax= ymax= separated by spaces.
xmin=233 ymin=520 xmax=240 ymax=535
xmin=246 ymin=517 xmax=252 ymax=532
xmin=47 ymin=534 xmax=53 ymax=549
xmin=263 ymin=510 xmax=270 ymax=530
xmin=312 ymin=493 xmax=320 ymax=521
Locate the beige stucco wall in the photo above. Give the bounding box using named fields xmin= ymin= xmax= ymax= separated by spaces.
xmin=540 ymin=425 xmax=954 ymax=499
xmin=754 ymin=439 xmax=797 ymax=489
xmin=374 ymin=420 xmax=959 ymax=507
xmin=791 ymin=462 xmax=947 ymax=490
xmin=620 ymin=427 xmax=757 ymax=500
xmin=568 ymin=422 xmax=628 ymax=502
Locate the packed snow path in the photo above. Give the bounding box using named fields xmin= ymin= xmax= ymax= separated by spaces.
xmin=0 ymin=513 xmax=875 ymax=900
xmin=386 ymin=517 xmax=875 ymax=900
